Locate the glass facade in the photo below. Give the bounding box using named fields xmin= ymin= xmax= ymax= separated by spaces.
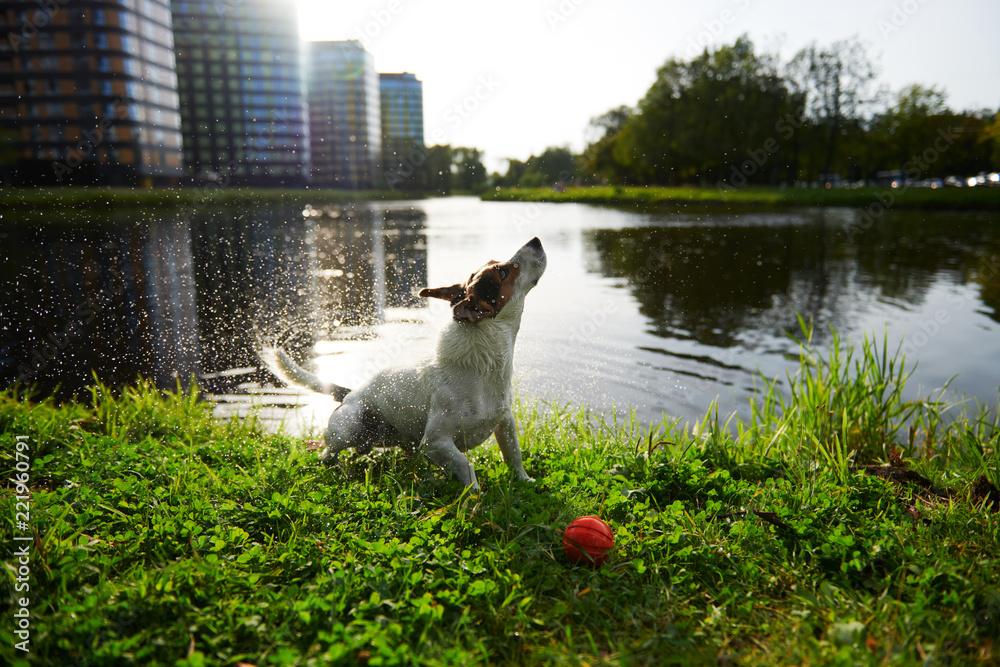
xmin=0 ymin=0 xmax=184 ymax=185
xmin=307 ymin=40 xmax=381 ymax=190
xmin=170 ymin=0 xmax=309 ymax=186
xmin=379 ymin=72 xmax=424 ymax=189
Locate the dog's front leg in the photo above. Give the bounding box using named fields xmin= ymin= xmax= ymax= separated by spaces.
xmin=423 ymin=436 xmax=479 ymax=490
xmin=421 ymin=415 xmax=479 ymax=490
xmin=494 ymin=410 xmax=534 ymax=482
xmin=317 ymin=403 xmax=364 ymax=465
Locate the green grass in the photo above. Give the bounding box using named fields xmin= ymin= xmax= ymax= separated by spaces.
xmin=485 ymin=185 xmax=1000 ymax=211
xmin=0 ymin=186 xmax=419 ymax=218
xmin=2 ymin=328 xmax=999 ymax=666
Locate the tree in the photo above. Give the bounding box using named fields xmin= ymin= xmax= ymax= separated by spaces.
xmin=609 ymin=36 xmax=793 ymax=186
xmin=504 ymin=146 xmax=577 ymax=188
xmin=936 ymin=110 xmax=995 ymax=178
xmin=453 ymin=147 xmax=488 ymax=192
xmin=983 ymin=112 xmax=1000 ymax=168
xmin=788 ymin=37 xmax=878 ymax=182
xmin=577 ymin=35 xmax=992 ymax=189
xmin=422 ymin=145 xmax=454 ymax=194
xmin=613 ymin=58 xmax=687 ymax=184
xmin=497 ymin=158 xmax=527 ymax=189
xmin=873 ymin=84 xmax=948 ymax=177
xmin=582 ymin=106 xmax=633 ymax=183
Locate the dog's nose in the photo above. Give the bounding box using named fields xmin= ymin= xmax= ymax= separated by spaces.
xmin=526 ymin=237 xmax=542 ymax=249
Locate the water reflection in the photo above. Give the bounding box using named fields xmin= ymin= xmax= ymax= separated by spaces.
xmin=588 ymin=214 xmax=844 ymax=348
xmin=589 ymin=209 xmax=1000 ymax=352
xmin=0 ymin=204 xmax=429 ymax=402
xmin=192 ymin=207 xmax=316 ymax=377
xmin=849 ymin=210 xmax=1000 ymax=314
xmin=309 ymin=206 xmax=427 ymax=334
xmin=1 ymin=199 xmax=998 ymax=430
xmin=0 ymin=216 xmax=201 ymax=398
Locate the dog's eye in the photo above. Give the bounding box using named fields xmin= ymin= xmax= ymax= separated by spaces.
xmin=498 ymin=268 xmax=508 ymax=280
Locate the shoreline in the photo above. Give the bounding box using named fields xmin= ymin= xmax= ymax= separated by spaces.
xmin=483 ymin=185 xmax=1000 ymax=212
xmin=0 ymin=185 xmax=423 ymax=216
xmin=3 ymin=185 xmax=1000 ymax=217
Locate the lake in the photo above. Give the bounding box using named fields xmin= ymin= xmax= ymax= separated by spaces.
xmin=2 ymin=196 xmax=999 ymax=434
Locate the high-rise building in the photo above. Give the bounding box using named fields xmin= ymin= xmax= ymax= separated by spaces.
xmin=379 ymin=72 xmax=424 ymax=190
xmin=170 ymin=0 xmax=309 ymax=186
xmin=307 ymin=40 xmax=381 ymax=190
xmin=0 ymin=0 xmax=184 ymax=186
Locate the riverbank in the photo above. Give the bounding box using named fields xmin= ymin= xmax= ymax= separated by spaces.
xmin=1 ymin=330 xmax=998 ymax=665
xmin=5 ymin=185 xmax=999 ymax=218
xmin=0 ymin=186 xmax=419 ymax=217
xmin=485 ymin=185 xmax=1000 ymax=211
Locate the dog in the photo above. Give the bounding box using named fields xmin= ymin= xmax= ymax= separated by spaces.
xmin=270 ymin=237 xmax=547 ymax=491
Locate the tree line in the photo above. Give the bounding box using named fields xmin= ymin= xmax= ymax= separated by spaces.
xmin=494 ymin=35 xmax=1000 ymax=190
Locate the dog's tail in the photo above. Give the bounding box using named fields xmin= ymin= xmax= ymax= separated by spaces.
xmin=263 ymin=348 xmax=351 ymax=402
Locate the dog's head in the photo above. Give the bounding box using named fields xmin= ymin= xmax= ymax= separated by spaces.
xmin=419 ymin=237 xmax=547 ymax=325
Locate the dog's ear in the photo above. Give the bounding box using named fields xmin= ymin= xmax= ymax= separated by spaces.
xmin=419 ymin=284 xmax=465 ymax=304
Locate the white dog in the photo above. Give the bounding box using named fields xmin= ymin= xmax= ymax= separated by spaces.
xmin=271 ymin=237 xmax=547 ymax=491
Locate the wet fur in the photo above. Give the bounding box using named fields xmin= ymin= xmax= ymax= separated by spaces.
xmin=270 ymin=238 xmax=547 ymax=490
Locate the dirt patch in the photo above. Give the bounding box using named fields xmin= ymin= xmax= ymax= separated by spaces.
xmin=971 ymin=475 xmax=1000 ymax=512
xmin=854 ymin=465 xmax=999 ymax=514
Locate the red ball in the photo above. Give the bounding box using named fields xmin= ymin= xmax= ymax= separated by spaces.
xmin=563 ymin=516 xmax=614 ymax=565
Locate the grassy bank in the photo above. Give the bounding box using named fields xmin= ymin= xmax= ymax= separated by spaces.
xmin=2 ymin=330 xmax=999 ymax=666
xmin=0 ymin=186 xmax=418 ymax=217
xmin=485 ymin=185 xmax=1000 ymax=211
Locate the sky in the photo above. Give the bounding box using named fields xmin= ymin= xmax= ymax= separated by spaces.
xmin=297 ymin=0 xmax=1000 ymax=173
